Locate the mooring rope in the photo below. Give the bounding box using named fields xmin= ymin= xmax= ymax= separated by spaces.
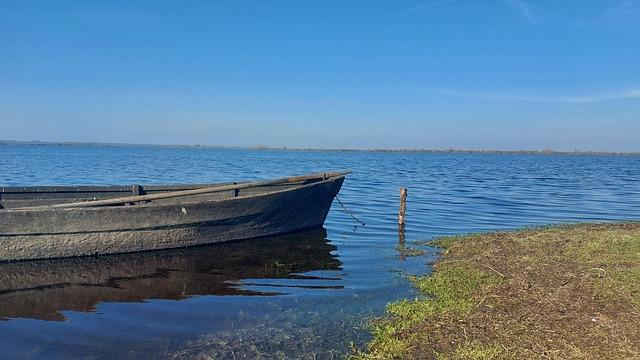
xmin=335 ymin=196 xmax=366 ymax=226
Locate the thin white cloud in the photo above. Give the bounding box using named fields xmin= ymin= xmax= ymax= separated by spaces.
xmin=503 ymin=0 xmax=536 ymax=22
xmin=403 ymin=0 xmax=538 ymax=23
xmin=401 ymin=0 xmax=459 ymax=15
xmin=416 ymin=87 xmax=640 ymax=103
xmin=607 ymin=0 xmax=640 ymax=23
xmin=67 ymin=7 xmax=162 ymax=24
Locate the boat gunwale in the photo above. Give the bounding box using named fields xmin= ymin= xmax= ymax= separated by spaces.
xmin=0 ymin=172 xmax=349 ymax=214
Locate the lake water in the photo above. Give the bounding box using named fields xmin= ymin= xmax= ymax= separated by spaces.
xmin=1 ymin=144 xmax=639 ymax=359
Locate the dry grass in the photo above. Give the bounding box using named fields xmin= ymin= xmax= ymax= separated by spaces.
xmin=353 ymin=222 xmax=640 ymax=359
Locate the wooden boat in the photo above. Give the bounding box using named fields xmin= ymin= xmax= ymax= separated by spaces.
xmin=0 ymin=171 xmax=348 ymax=262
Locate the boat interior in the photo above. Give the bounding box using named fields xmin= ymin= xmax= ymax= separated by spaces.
xmin=0 ymin=173 xmax=337 ymax=210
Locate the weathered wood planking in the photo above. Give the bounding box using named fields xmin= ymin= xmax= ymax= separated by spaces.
xmin=0 ymin=172 xmax=349 ymax=261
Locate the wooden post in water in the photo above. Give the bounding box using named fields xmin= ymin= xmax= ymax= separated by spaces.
xmin=398 ymin=188 xmax=407 ymax=260
xmin=398 ymin=188 xmax=407 ymax=226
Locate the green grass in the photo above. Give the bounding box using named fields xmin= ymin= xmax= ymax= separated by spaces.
xmin=352 ymin=265 xmax=501 ymax=359
xmin=561 ymin=226 xmax=640 ymax=310
xmin=436 ymin=342 xmax=510 ymax=360
xmin=352 ymin=222 xmax=640 ymax=360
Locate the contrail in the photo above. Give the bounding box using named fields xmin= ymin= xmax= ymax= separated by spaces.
xmin=401 ymin=0 xmax=459 ymax=15
xmin=411 ymin=87 xmax=640 ymax=103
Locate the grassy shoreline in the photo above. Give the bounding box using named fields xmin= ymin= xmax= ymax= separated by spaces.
xmin=353 ymin=222 xmax=640 ymax=359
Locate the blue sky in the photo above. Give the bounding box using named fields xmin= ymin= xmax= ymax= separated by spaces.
xmin=1 ymin=0 xmax=639 ymax=151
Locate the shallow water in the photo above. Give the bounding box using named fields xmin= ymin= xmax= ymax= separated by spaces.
xmin=1 ymin=145 xmax=639 ymax=359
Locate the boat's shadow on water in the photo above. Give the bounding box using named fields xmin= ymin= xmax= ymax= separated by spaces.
xmin=0 ymin=228 xmax=342 ymax=321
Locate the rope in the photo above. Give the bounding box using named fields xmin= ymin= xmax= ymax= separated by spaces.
xmin=335 ymin=196 xmax=366 ymax=226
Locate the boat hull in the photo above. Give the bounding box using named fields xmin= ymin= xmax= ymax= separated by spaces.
xmin=0 ymin=176 xmax=344 ymax=261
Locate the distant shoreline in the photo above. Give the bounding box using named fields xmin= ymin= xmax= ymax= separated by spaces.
xmin=1 ymin=140 xmax=638 ymax=156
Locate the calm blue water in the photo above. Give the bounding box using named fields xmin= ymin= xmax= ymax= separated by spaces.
xmin=0 ymin=144 xmax=639 ymax=359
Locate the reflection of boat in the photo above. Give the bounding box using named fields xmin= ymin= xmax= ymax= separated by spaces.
xmin=0 ymin=228 xmax=341 ymax=321
xmin=0 ymin=172 xmax=347 ymax=261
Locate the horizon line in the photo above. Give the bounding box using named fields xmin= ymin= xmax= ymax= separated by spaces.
xmin=1 ymin=139 xmax=639 ymax=156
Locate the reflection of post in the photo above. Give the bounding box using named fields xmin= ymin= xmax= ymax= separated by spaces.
xmin=398 ymin=223 xmax=406 ymax=260
xmin=398 ymin=188 xmax=407 ymax=260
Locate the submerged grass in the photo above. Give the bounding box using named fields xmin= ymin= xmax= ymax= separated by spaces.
xmin=353 ymin=263 xmax=502 ymax=358
xmin=353 ymin=222 xmax=640 ymax=359
xmin=395 ymin=245 xmax=428 ymax=257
